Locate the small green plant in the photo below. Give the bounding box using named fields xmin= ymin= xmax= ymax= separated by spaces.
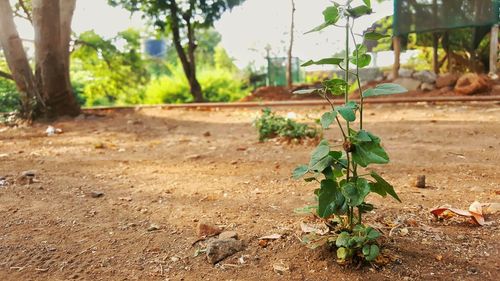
xmin=255 ymin=108 xmax=318 ymax=142
xmin=293 ymin=0 xmax=407 ymax=264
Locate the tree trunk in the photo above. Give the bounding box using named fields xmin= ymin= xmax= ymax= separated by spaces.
xmin=169 ymin=0 xmax=205 ymax=102
xmin=286 ymin=0 xmax=295 ymax=89
xmin=0 ymin=0 xmax=39 ymax=119
xmin=32 ymin=0 xmax=80 ymax=117
xmin=59 ymin=0 xmax=76 ymax=87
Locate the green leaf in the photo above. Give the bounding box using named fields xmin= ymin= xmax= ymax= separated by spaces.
xmin=322 ymin=6 xmax=340 ymax=23
xmin=335 ymin=101 xmax=358 ymax=122
xmin=309 ymin=140 xmax=329 ymax=164
xmin=323 ymin=78 xmax=347 ymax=95
xmin=362 ymin=244 xmax=371 ymax=256
xmin=351 ymin=131 xmax=389 ymax=167
xmin=351 ymin=54 xmax=371 ymax=68
xmin=309 ymin=155 xmax=333 ymax=172
xmin=337 ymin=247 xmax=348 ymax=260
xmin=292 ymin=164 xmax=309 ymax=179
xmin=320 ymin=111 xmax=337 ymax=129
xmin=346 ymin=5 xmax=372 ymax=18
xmin=366 ymin=227 xmax=381 ymax=240
xmin=351 ymin=129 xmax=371 ymax=142
xmin=364 ymin=31 xmax=390 ymax=41
xmin=350 ymin=44 xmax=371 ymax=68
xmin=362 ymin=83 xmax=408 ymax=98
xmin=336 ymin=232 xmax=350 ymax=247
xmin=301 ymin=57 xmax=344 ymax=67
xmin=341 ymin=178 xmax=371 ymax=207
xmin=305 ymin=6 xmax=340 ymax=34
xmin=370 ymin=171 xmax=401 ymax=202
xmin=362 ymin=0 xmax=371 ymax=8
xmin=358 ymin=202 xmax=375 ymax=214
xmin=363 ymin=244 xmax=379 ymax=261
xmin=293 ymin=88 xmax=320 ymax=95
xmin=317 ymin=179 xmax=347 ymax=218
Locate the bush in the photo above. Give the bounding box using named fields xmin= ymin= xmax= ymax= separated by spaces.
xmin=254 ymin=108 xmax=318 ymax=142
xmin=0 ymin=79 xmax=20 ymax=112
xmin=143 ymin=64 xmax=248 ymax=104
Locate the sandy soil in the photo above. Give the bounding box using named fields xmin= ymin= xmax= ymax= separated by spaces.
xmin=0 ymin=103 xmax=499 ymax=281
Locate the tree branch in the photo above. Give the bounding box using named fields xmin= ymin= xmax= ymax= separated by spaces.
xmin=15 ymin=0 xmax=32 ymax=24
xmin=0 ymin=70 xmax=13 ymax=80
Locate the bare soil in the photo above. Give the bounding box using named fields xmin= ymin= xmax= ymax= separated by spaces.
xmin=0 ymin=103 xmax=499 ymax=281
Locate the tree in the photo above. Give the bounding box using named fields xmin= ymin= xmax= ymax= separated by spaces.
xmin=108 ymin=0 xmax=245 ymax=102
xmin=0 ymin=0 xmax=80 ymax=119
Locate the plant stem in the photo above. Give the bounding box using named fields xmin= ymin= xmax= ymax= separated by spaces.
xmin=349 ymin=26 xmax=364 ymax=131
xmin=344 ymin=16 xmax=351 ymax=182
xmin=324 ymin=94 xmax=347 ymax=139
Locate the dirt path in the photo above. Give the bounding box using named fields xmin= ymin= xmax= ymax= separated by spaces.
xmin=0 ymin=103 xmax=499 ymax=280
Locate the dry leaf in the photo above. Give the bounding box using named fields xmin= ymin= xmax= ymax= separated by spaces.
xmin=300 ymin=222 xmax=329 ymax=235
xmin=430 ymin=201 xmax=492 ymax=226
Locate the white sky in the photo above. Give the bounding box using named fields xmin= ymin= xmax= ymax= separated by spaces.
xmin=14 ymin=0 xmax=409 ymax=69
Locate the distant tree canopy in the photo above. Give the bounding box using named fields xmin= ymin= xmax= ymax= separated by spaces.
xmin=108 ymin=0 xmax=245 ymax=102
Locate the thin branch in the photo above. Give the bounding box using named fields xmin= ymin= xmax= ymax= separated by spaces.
xmin=18 ymin=0 xmax=32 ymax=24
xmin=72 ymin=39 xmax=112 ymax=67
xmin=0 ymin=70 xmax=13 ymax=80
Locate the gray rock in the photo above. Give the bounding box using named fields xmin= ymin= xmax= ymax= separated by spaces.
xmin=206 ymin=238 xmax=245 ymax=264
xmin=393 ymin=78 xmax=421 ymax=91
xmin=421 ymin=82 xmax=435 ymax=91
xmin=413 ymin=70 xmax=437 ymax=83
xmin=398 ymin=68 xmax=414 ymax=78
xmin=219 ymin=231 xmax=238 ymax=240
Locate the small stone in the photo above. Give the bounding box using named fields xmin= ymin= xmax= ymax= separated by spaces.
xmin=206 ymin=238 xmax=245 ymax=264
xmin=219 ymin=231 xmax=238 ymax=240
xmin=94 ymin=143 xmax=105 ymax=149
xmin=398 ymin=68 xmax=414 ymax=78
xmin=413 ymin=70 xmax=437 ymax=84
xmin=230 ymin=160 xmax=238 ymax=165
xmin=415 ymin=175 xmax=426 ymax=188
xmin=435 ymin=254 xmax=443 ymax=261
xmin=421 ymin=82 xmax=435 ymax=91
xmin=273 ymin=261 xmax=290 ymax=274
xmin=258 ymin=240 xmax=268 ymax=248
xmin=203 ymin=131 xmax=211 ymax=137
xmin=90 ymin=191 xmax=104 ymax=198
xmin=400 ymin=228 xmax=409 ymax=236
xmin=197 ymin=222 xmax=222 ymax=237
xmin=147 ymin=223 xmax=160 ymax=232
xmin=170 ymin=256 xmax=180 ymax=262
xmin=185 ymin=154 xmax=202 ymax=160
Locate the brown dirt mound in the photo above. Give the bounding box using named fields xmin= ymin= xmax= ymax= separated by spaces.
xmin=241 ymin=75 xmax=500 ymax=102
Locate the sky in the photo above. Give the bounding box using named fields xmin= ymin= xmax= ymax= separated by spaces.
xmin=14 ymin=0 xmax=410 ymax=69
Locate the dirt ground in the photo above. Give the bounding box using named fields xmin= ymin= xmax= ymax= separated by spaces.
xmin=0 ymin=102 xmax=499 ymax=281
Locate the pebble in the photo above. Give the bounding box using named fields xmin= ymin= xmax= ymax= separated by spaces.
xmin=90 ymin=191 xmax=104 ymax=198
xmin=415 ymin=175 xmax=426 ymax=188
xmin=197 ymin=222 xmax=222 ymax=237
xmin=219 ymin=231 xmax=238 ymax=240
xmin=206 ymin=238 xmax=245 ymax=264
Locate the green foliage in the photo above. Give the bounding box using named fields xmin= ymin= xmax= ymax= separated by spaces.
xmin=71 ymin=29 xmax=149 ymax=106
xmin=143 ymin=64 xmax=247 ymax=104
xmin=293 ymin=0 xmax=407 ymax=265
xmin=254 ymin=108 xmax=318 ymax=142
xmin=0 ymin=78 xmax=19 ymax=112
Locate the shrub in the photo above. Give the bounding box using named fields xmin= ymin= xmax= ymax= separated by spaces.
xmin=254 ymin=108 xmax=318 ymax=142
xmin=0 ymin=79 xmax=20 ymax=112
xmin=143 ymin=64 xmax=248 ymax=104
